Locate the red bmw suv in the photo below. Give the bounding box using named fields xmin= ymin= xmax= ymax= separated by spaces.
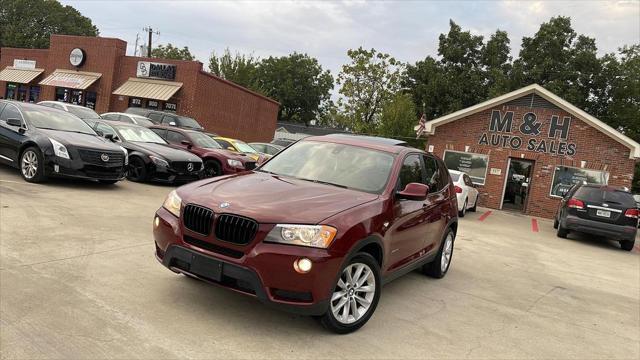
xmin=153 ymin=134 xmax=459 ymax=333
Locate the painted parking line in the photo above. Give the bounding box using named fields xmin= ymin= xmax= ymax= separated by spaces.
xmin=478 ymin=211 xmax=492 ymax=221
xmin=531 ymin=218 xmax=539 ymax=232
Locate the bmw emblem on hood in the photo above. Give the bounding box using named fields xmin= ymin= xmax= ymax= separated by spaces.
xmin=187 ymin=163 xmax=194 ymax=171
xmin=100 ymin=153 xmax=110 ymax=162
xmin=219 ymin=202 xmax=230 ymax=209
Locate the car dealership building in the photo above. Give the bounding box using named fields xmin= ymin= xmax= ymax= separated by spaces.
xmin=0 ymin=35 xmax=279 ymax=142
xmin=424 ymin=84 xmax=640 ymax=218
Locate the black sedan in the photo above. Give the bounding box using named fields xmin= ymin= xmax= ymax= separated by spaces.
xmin=84 ymin=119 xmax=203 ymax=184
xmin=0 ymin=100 xmax=126 ymax=183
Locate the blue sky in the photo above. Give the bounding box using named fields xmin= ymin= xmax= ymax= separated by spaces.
xmin=63 ymin=0 xmax=640 ymax=76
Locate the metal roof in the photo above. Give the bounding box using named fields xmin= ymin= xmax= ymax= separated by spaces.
xmin=112 ymin=77 xmax=182 ymax=101
xmin=39 ymin=69 xmax=101 ymax=90
xmin=0 ymin=67 xmax=44 ymax=84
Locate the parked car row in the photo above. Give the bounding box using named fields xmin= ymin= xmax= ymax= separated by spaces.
xmin=0 ymin=100 xmax=272 ymax=185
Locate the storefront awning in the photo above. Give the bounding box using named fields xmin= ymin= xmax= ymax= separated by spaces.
xmin=39 ymin=69 xmax=101 ymax=89
xmin=0 ymin=67 xmax=44 ymax=84
xmin=112 ymin=78 xmax=182 ymax=101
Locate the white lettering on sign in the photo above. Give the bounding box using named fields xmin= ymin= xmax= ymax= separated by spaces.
xmin=13 ymin=59 xmax=36 ymax=69
xmin=136 ymin=61 xmax=176 ymax=80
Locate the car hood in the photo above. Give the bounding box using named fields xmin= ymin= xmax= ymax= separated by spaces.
xmin=202 ymin=149 xmax=253 ymax=163
xmin=39 ymin=129 xmax=122 ymax=151
xmin=126 ymin=142 xmax=200 ymax=162
xmin=180 ymin=171 xmax=378 ymax=224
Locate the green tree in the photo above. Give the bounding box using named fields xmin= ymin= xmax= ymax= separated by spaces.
xmin=377 ymin=93 xmax=417 ymax=139
xmin=151 ymin=43 xmax=195 ymax=61
xmin=0 ymin=0 xmax=98 ymax=48
xmin=337 ymin=47 xmax=404 ymax=132
xmin=208 ymin=48 xmax=261 ymax=90
xmin=481 ymin=30 xmax=512 ymax=97
xmin=255 ymin=53 xmax=333 ymax=125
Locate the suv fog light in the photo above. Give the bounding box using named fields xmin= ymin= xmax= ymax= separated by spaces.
xmin=154 ymin=216 xmax=160 ymax=228
xmin=294 ymin=258 xmax=312 ymax=274
xmin=54 ymin=164 xmax=59 ymax=173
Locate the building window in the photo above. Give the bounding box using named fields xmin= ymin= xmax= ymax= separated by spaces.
xmin=443 ymin=150 xmax=489 ymax=185
xmin=85 ymin=92 xmax=97 ymax=109
xmin=147 ymin=100 xmax=159 ymax=109
xmin=5 ymin=83 xmax=17 ymax=100
xmin=28 ymin=86 xmax=40 ymax=103
xmin=549 ymin=166 xmax=609 ymax=197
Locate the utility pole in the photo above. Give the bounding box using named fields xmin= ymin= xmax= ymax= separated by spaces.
xmin=133 ymin=33 xmax=140 ymax=56
xmin=142 ymin=26 xmax=160 ymax=58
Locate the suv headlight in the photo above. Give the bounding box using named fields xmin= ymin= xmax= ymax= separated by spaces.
xmin=119 ymin=146 xmax=128 ymax=165
xmin=162 ymin=190 xmax=182 ymax=217
xmin=150 ymin=155 xmax=169 ymax=168
xmin=227 ymin=159 xmax=243 ymax=168
xmin=265 ymin=224 xmax=337 ymax=248
xmin=49 ymin=138 xmax=70 ymax=159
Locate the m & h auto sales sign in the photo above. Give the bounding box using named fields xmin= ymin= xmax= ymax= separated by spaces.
xmin=478 ymin=110 xmax=577 ymax=156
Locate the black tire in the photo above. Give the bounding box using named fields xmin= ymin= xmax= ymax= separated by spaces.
xmin=470 ymin=197 xmax=478 ymax=212
xmin=98 ymin=179 xmax=118 ymax=185
xmin=620 ymin=240 xmax=635 ymax=251
xmin=203 ymin=159 xmax=223 ymax=178
xmin=556 ymin=222 xmax=568 ymax=238
xmin=458 ymin=199 xmax=467 ymax=217
xmin=127 ymin=156 xmax=147 ymax=182
xmin=20 ymin=147 xmax=46 ymax=183
xmin=553 ymin=217 xmax=559 ymax=229
xmin=319 ymin=253 xmax=381 ymax=334
xmin=423 ymin=227 xmax=455 ymax=278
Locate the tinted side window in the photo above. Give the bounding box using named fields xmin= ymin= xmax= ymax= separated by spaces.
xmin=166 ymin=130 xmax=187 ymax=144
xmin=96 ymin=123 xmax=117 ymax=137
xmin=423 ymin=156 xmax=440 ymax=190
xmin=436 ymin=159 xmax=450 ymax=191
xmin=265 ymin=145 xmax=280 ymax=155
xmin=398 ymin=154 xmax=423 ymax=190
xmin=251 ymin=144 xmax=265 ymax=152
xmin=216 ymin=139 xmax=232 ymax=149
xmin=162 ymin=115 xmax=176 ymax=125
xmin=0 ymin=104 xmax=22 ymax=123
xmin=118 ymin=115 xmax=134 ymax=123
xmin=0 ymin=102 xmax=7 ymax=115
xmin=147 ymin=113 xmax=162 ymax=122
xmin=150 ymin=128 xmax=167 ymax=139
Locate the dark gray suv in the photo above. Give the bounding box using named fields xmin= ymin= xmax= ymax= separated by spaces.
xmin=554 ymin=184 xmax=638 ymax=251
xmin=124 ymin=108 xmax=204 ymax=131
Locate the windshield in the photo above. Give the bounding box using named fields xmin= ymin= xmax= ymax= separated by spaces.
xmin=132 ymin=116 xmax=154 ymax=127
xmin=68 ymin=106 xmax=100 ymax=119
xmin=259 ymin=141 xmax=395 ymax=194
xmin=179 ymin=116 xmax=202 ymax=129
xmin=233 ymin=140 xmax=257 ymax=153
xmin=115 ymin=125 xmax=167 ymax=144
xmin=24 ymin=108 xmax=96 ymax=134
xmin=190 ymin=132 xmax=221 ymax=148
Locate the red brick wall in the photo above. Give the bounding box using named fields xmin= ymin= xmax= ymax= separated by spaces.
xmin=193 ymin=71 xmax=279 ymax=142
xmin=1 ymin=35 xmax=279 ymax=142
xmin=427 ymin=104 xmax=636 ymax=218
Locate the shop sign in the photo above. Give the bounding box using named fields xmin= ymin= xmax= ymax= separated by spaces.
xmin=69 ymin=48 xmax=86 ymax=67
xmin=164 ymin=102 xmax=177 ymax=111
xmin=46 ymin=73 xmax=84 ymax=88
xmin=129 ymin=97 xmax=142 ymax=107
xmin=443 ymin=150 xmax=489 ymax=185
xmin=13 ymin=59 xmax=36 ymax=69
xmin=490 ymin=168 xmax=502 ymax=176
xmin=136 ymin=61 xmax=176 ymax=80
xmin=478 ymin=110 xmax=577 ymax=156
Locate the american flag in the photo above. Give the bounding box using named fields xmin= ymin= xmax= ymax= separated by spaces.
xmin=414 ymin=114 xmax=427 ymax=139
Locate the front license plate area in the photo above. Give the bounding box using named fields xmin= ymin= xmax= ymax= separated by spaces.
xmin=190 ymin=256 xmax=223 ymax=281
xmin=596 ymin=209 xmax=611 ymax=218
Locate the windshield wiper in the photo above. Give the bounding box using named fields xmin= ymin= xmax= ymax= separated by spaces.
xmin=296 ymin=177 xmax=348 ymax=189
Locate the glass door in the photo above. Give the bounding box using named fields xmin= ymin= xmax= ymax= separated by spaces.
xmin=502 ymin=159 xmax=535 ymax=212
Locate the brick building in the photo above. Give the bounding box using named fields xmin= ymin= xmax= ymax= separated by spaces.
xmin=423 ymin=84 xmax=640 ymax=218
xmin=0 ymin=35 xmax=279 ymax=142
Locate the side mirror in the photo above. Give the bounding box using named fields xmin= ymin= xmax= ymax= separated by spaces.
xmin=397 ymin=183 xmax=429 ymax=201
xmin=6 ymin=118 xmax=22 ymax=127
xmin=181 ymin=140 xmax=193 ymax=149
xmin=104 ymin=133 xmax=119 ymax=142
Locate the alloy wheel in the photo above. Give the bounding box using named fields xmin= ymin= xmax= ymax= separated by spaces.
xmin=330 ymin=262 xmax=376 ymax=325
xmin=440 ymin=232 xmax=454 ymax=272
xmin=21 ymin=150 xmax=38 ymax=179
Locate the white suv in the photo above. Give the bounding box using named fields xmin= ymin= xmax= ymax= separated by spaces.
xmin=37 ymin=101 xmax=101 ymax=120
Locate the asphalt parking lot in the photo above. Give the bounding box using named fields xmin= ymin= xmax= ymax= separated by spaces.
xmin=1 ymin=167 xmax=639 ymax=359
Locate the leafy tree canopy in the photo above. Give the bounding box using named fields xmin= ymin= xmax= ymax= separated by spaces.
xmin=0 ymin=0 xmax=98 ymax=48
xmin=208 ymin=48 xmax=260 ymax=90
xmin=151 ymin=43 xmax=195 ymax=61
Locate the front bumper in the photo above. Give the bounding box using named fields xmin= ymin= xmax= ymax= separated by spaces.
xmin=45 ymin=156 xmax=125 ymax=181
xmin=149 ymin=164 xmax=203 ymax=184
xmin=153 ymin=207 xmax=341 ymax=315
xmin=563 ymin=215 xmax=637 ymax=241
